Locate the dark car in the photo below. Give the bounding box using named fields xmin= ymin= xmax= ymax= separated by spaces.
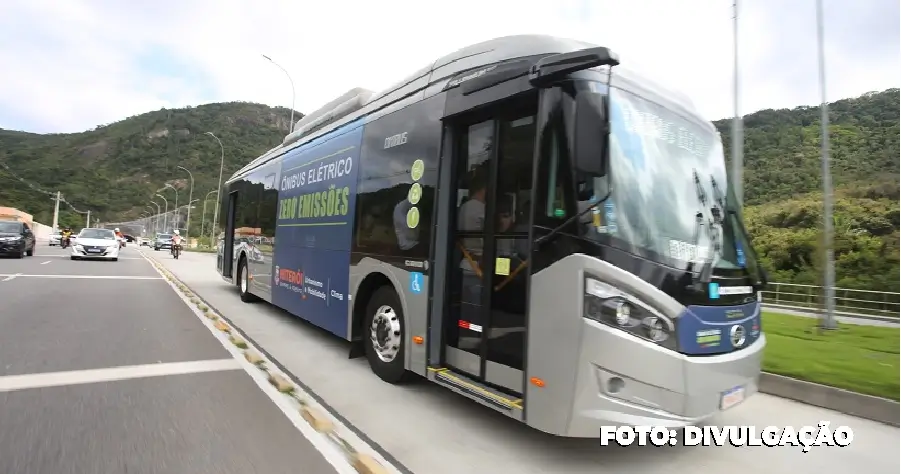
xmin=0 ymin=220 xmax=36 ymax=258
xmin=154 ymin=234 xmax=173 ymax=251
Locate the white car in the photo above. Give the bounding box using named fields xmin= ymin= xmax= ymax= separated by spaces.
xmin=70 ymin=228 xmax=120 ymax=261
xmin=49 ymin=233 xmax=61 ymax=246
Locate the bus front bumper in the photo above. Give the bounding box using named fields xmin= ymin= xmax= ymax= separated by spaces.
xmin=562 ymin=321 xmax=765 ymax=437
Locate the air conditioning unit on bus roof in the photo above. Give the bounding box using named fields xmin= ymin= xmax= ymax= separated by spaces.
xmin=283 ymin=87 xmax=374 ymax=146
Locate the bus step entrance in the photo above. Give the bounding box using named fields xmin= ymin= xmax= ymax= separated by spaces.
xmin=427 ymin=367 xmax=523 ymax=414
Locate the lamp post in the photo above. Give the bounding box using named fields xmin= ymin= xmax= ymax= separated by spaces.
xmin=815 ymin=0 xmax=836 ymax=330
xmin=146 ymin=206 xmax=156 ymax=236
xmin=178 ymin=166 xmax=195 ymax=238
xmin=200 ymin=189 xmax=217 ymax=247
xmin=206 ymin=132 xmax=225 ymax=247
xmin=155 ymin=194 xmax=168 ymax=232
xmin=262 ymin=54 xmax=297 ymax=133
xmin=731 ymin=0 xmax=744 ymax=206
xmin=164 ymin=184 xmax=179 ymax=230
xmin=149 ymin=201 xmax=161 ymax=235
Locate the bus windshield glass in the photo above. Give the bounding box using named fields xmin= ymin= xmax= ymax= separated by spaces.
xmin=583 ymin=84 xmax=757 ymax=273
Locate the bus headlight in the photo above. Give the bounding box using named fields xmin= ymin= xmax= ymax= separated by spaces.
xmin=583 ymin=278 xmax=676 ymax=350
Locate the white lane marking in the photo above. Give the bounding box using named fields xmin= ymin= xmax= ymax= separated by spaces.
xmin=0 ymin=359 xmax=241 ymax=392
xmin=40 ymin=260 xmax=51 ymax=265
xmin=0 ymin=274 xmax=162 ymax=280
xmin=41 ymin=255 xmax=144 ymax=260
xmin=138 ymin=250 xmax=377 ymax=474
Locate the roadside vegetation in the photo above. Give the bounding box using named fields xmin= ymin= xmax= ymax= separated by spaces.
xmin=762 ymin=311 xmax=899 ymax=400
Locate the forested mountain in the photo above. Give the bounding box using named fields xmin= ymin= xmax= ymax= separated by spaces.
xmin=716 ymin=89 xmax=899 ymax=292
xmin=0 ymin=90 xmax=897 ymax=291
xmin=0 ymin=102 xmax=299 ymax=230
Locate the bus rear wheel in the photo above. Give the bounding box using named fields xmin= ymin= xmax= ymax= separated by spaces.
xmin=364 ymin=286 xmax=410 ymax=384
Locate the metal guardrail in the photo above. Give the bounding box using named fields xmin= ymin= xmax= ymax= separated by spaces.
xmin=761 ymin=282 xmax=900 ymax=320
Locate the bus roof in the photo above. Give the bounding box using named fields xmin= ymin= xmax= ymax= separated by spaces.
xmin=229 ymin=34 xmax=702 ymax=182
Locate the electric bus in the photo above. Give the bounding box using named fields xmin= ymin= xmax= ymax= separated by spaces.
xmin=215 ymin=35 xmax=767 ymax=437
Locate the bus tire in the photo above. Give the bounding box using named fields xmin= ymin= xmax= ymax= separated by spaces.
xmin=363 ymin=286 xmax=410 ymax=384
xmin=237 ymin=256 xmax=259 ymax=303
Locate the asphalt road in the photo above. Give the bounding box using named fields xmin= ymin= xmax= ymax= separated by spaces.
xmin=151 ymin=250 xmax=900 ymax=474
xmin=0 ymin=244 xmax=345 ymax=474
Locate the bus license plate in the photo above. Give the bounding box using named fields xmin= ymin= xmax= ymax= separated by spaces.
xmin=720 ymin=385 xmax=745 ymax=410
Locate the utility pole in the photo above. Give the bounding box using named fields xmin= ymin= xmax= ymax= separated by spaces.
xmin=52 ymin=191 xmax=61 ymax=232
xmin=816 ymin=0 xmax=837 ymax=330
xmin=86 ymin=210 xmax=91 ymax=228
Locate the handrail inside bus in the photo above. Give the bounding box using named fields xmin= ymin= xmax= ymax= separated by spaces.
xmin=457 ymin=240 xmax=529 ymax=292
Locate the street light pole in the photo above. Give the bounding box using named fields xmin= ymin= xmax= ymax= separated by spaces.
xmin=178 ymin=166 xmax=194 ymax=238
xmin=206 ymin=132 xmax=225 ymax=247
xmin=165 ymin=184 xmax=179 ymax=229
xmin=262 ymin=54 xmax=297 ymax=133
xmin=732 ymin=0 xmax=744 ymax=206
xmin=146 ymin=206 xmax=156 ymax=237
xmin=156 ymin=194 xmax=169 ymax=232
xmin=149 ymin=201 xmax=161 ymax=235
xmin=816 ymin=0 xmax=836 ymax=330
xmin=200 ymin=189 xmax=217 ymax=247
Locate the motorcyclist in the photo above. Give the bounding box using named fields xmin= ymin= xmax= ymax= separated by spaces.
xmin=171 ymin=229 xmax=183 ymax=256
xmin=61 ymin=227 xmax=73 ymax=247
xmin=115 ymin=228 xmax=125 ymax=247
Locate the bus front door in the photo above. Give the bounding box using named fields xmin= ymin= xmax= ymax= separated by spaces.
xmin=220 ymin=191 xmax=238 ymax=278
xmin=443 ymin=95 xmax=538 ymax=397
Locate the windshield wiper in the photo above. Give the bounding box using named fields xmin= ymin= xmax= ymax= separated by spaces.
xmin=708 ymin=175 xmax=767 ymax=287
xmin=687 ymin=169 xmax=724 ymax=288
xmin=534 ymin=188 xmax=612 ymax=248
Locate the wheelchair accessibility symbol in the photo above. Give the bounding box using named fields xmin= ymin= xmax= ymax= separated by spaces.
xmin=410 ymin=272 xmax=423 ymax=294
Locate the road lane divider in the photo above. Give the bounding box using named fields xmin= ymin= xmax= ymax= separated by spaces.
xmin=138 ymin=249 xmax=400 ymax=474
xmin=0 ymin=359 xmax=241 ymax=392
xmin=0 ymin=274 xmax=162 ymax=280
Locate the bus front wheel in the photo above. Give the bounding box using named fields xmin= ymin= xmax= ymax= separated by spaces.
xmin=364 ymin=286 xmax=411 ymax=384
xmin=237 ymin=257 xmax=259 ymax=303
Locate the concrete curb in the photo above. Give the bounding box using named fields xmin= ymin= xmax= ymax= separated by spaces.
xmin=141 ymin=253 xmax=396 ymax=474
xmin=759 ymin=372 xmax=899 ymax=427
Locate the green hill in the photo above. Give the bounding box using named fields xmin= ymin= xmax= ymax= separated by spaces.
xmin=715 ymin=89 xmax=899 ymax=292
xmin=0 ymin=89 xmax=897 ymax=291
xmin=0 ymin=102 xmax=299 ymax=230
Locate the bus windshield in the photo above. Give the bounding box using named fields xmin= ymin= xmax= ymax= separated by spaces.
xmin=584 ymin=84 xmax=758 ymax=274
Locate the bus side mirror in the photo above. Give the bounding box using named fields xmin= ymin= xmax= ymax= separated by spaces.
xmin=529 ymin=47 xmax=620 ymax=88
xmin=574 ymin=92 xmax=609 ymax=178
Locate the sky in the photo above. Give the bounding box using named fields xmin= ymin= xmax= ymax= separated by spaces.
xmin=0 ymin=0 xmax=897 ymax=134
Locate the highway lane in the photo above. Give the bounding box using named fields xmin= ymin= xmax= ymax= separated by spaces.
xmin=152 ymin=249 xmax=900 ymax=474
xmin=0 ymin=245 xmax=348 ymax=474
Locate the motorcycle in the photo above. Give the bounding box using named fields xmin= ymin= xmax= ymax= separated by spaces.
xmin=60 ymin=236 xmax=71 ymax=249
xmin=171 ymin=242 xmax=181 ymax=259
